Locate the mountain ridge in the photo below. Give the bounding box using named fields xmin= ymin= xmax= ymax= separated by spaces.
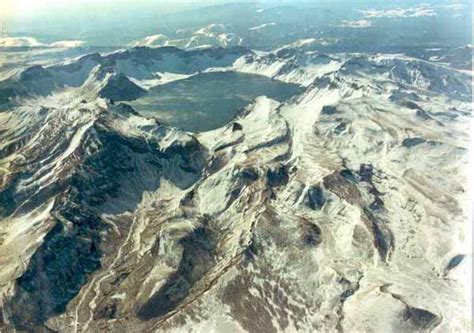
xmin=0 ymin=44 xmax=471 ymax=332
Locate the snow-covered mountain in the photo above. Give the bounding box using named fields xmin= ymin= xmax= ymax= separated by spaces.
xmin=0 ymin=44 xmax=471 ymax=332
xmin=131 ymin=24 xmax=243 ymax=50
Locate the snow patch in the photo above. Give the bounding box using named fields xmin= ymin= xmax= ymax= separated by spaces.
xmin=0 ymin=37 xmax=85 ymax=48
xmin=249 ymin=22 xmax=277 ymax=31
xmin=339 ymin=20 xmax=373 ymax=28
xmin=360 ymin=5 xmax=437 ymax=18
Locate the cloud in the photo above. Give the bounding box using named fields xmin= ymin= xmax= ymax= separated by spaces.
xmin=0 ymin=36 xmax=84 ymax=48
xmin=339 ymin=20 xmax=373 ymax=28
xmin=360 ymin=5 xmax=437 ymax=18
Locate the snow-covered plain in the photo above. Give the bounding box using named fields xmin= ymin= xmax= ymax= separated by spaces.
xmin=0 ymin=43 xmax=471 ymax=332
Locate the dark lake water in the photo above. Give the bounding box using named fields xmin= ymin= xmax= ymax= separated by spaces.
xmin=129 ymin=71 xmax=303 ymax=132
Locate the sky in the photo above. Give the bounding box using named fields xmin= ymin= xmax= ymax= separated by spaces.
xmin=1 ymin=0 xmax=255 ymax=32
xmin=2 ymin=0 xmax=248 ymax=18
xmin=0 ymin=0 xmax=203 ymax=42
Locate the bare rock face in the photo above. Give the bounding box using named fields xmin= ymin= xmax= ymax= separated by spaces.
xmin=0 ymin=45 xmax=471 ymax=332
xmin=99 ymin=73 xmax=147 ymax=102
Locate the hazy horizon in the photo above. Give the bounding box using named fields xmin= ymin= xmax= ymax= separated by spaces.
xmin=1 ymin=0 xmax=471 ymax=49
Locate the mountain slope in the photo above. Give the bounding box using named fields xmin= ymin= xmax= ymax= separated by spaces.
xmin=0 ymin=45 xmax=471 ymax=332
